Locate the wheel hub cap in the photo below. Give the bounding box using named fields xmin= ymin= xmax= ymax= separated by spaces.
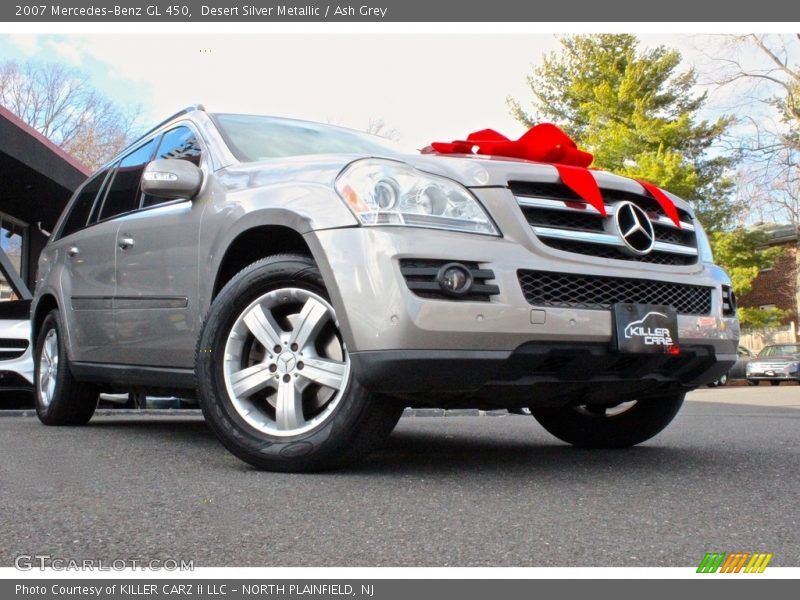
xmin=276 ymin=351 xmax=297 ymax=374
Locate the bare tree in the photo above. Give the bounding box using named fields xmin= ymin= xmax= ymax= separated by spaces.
xmin=706 ymin=34 xmax=800 ymax=323
xmin=0 ymin=60 xmax=141 ymax=170
xmin=364 ymin=116 xmax=400 ymax=141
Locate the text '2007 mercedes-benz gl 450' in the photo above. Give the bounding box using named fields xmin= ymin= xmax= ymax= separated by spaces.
xmin=31 ymin=106 xmax=739 ymax=471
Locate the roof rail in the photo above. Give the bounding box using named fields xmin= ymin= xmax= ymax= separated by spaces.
xmin=137 ymin=104 xmax=206 ymax=141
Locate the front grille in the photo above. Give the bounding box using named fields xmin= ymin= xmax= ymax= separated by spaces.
xmin=0 ymin=338 xmax=28 ymax=360
xmin=518 ymin=270 xmax=713 ymax=315
xmin=509 ymin=181 xmax=699 ymax=265
xmin=753 ymin=363 xmax=790 ymax=370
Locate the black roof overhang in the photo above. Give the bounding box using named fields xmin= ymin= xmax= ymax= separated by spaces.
xmin=0 ymin=113 xmax=89 ymax=230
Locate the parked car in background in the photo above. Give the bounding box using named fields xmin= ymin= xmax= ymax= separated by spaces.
xmin=0 ymin=299 xmax=34 ymax=406
xmin=729 ymin=346 xmax=754 ymax=381
xmin=746 ymin=344 xmax=800 ymax=386
xmin=708 ymin=345 xmax=753 ymax=387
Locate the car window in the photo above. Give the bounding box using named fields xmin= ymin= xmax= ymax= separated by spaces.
xmin=98 ymin=139 xmax=157 ymax=221
xmin=758 ymin=345 xmax=800 ymax=357
xmin=141 ymin=126 xmax=202 ymax=209
xmin=212 ymin=113 xmax=401 ymax=162
xmin=59 ymin=171 xmax=109 ymax=238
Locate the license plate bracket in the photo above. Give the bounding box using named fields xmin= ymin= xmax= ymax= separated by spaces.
xmin=613 ymin=303 xmax=679 ymax=354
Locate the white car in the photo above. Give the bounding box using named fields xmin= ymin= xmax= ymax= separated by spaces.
xmin=0 ymin=300 xmax=34 ymax=402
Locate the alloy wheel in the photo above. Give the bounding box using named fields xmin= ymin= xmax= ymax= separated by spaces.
xmin=222 ymin=288 xmax=351 ymax=437
xmin=38 ymin=329 xmax=59 ymax=407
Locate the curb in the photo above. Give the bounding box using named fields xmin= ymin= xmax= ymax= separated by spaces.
xmin=0 ymin=408 xmax=514 ymax=418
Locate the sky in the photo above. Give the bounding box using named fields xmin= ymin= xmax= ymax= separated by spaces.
xmin=0 ymin=33 xmax=765 ymax=150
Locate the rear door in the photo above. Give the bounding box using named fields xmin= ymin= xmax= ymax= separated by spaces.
xmin=55 ymin=168 xmax=119 ymax=363
xmin=113 ymin=125 xmax=205 ymax=368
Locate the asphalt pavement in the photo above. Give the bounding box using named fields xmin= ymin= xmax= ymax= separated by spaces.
xmin=0 ymin=386 xmax=798 ymax=567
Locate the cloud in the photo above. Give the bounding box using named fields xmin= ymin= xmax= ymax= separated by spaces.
xmin=45 ymin=38 xmax=87 ymax=65
xmin=7 ymin=34 xmax=39 ymax=55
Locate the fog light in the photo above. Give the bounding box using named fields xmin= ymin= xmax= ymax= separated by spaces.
xmin=437 ymin=263 xmax=473 ymax=297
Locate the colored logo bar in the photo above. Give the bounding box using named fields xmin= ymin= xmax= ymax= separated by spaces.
xmin=697 ymin=552 xmax=773 ymax=573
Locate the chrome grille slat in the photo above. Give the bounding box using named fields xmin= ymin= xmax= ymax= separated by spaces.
xmin=531 ymin=226 xmax=698 ymax=256
xmin=509 ymin=181 xmax=699 ymax=265
xmin=515 ymin=196 xmax=695 ymax=231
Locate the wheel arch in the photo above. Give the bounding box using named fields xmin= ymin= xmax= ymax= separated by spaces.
xmin=31 ymin=293 xmax=59 ymax=348
xmin=211 ymin=224 xmax=316 ymax=300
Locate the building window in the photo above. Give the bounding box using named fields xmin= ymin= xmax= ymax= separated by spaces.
xmin=0 ymin=212 xmax=28 ymax=301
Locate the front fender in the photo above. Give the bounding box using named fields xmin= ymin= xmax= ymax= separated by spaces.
xmin=198 ymin=181 xmax=358 ymax=313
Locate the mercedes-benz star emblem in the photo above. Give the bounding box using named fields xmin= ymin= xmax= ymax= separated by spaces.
xmin=276 ymin=352 xmax=297 ymax=374
xmin=614 ymin=201 xmax=656 ymax=255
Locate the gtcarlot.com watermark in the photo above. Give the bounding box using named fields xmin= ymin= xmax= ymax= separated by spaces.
xmin=14 ymin=554 xmax=194 ymax=571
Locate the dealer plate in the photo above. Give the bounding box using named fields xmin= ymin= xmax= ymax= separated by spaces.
xmin=613 ymin=303 xmax=679 ymax=354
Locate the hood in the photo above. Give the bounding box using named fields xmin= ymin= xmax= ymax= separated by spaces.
xmin=218 ymin=151 xmax=694 ymax=216
xmin=402 ymin=153 xmax=694 ymax=216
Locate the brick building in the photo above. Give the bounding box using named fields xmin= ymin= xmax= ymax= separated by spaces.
xmin=738 ymin=223 xmax=799 ymax=325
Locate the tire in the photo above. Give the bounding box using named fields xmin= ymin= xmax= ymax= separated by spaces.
xmin=748 ymin=380 xmax=759 ymax=386
xmin=717 ymin=373 xmax=728 ymax=387
xmin=196 ymin=254 xmax=404 ymax=472
xmin=770 ymin=380 xmax=781 ymax=386
xmin=530 ymin=392 xmax=685 ymax=449
xmin=34 ymin=310 xmax=98 ymax=426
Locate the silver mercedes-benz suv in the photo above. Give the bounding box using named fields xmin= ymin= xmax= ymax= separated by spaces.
xmin=31 ymin=106 xmax=739 ymax=471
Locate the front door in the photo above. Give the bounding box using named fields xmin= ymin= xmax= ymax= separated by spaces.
xmin=112 ymin=124 xmax=205 ymax=368
xmin=113 ymin=200 xmax=203 ymax=367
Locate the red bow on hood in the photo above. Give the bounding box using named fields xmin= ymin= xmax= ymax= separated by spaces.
xmin=424 ymin=123 xmax=681 ymax=228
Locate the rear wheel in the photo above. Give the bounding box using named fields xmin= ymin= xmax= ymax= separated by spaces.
xmin=197 ymin=254 xmax=403 ymax=472
xmin=34 ymin=310 xmax=98 ymax=425
xmin=717 ymin=373 xmax=728 ymax=387
xmin=531 ymin=393 xmax=685 ymax=448
xmin=748 ymin=380 xmax=759 ymax=386
xmin=770 ymin=380 xmax=781 ymax=386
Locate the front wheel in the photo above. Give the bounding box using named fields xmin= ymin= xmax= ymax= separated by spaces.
xmin=770 ymin=380 xmax=781 ymax=386
xmin=531 ymin=393 xmax=685 ymax=448
xmin=196 ymin=254 xmax=404 ymax=472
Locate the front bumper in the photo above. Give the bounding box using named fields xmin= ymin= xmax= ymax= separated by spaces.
xmin=746 ymin=368 xmax=800 ymax=381
xmin=0 ymin=319 xmax=34 ymax=390
xmin=350 ymin=344 xmax=732 ymax=408
xmin=305 ymin=218 xmax=738 ymax=399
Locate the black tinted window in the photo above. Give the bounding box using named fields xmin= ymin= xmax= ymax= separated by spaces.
xmin=99 ymin=139 xmax=157 ymax=221
xmin=60 ymin=172 xmax=107 ymax=238
xmin=142 ymin=126 xmax=202 ymax=208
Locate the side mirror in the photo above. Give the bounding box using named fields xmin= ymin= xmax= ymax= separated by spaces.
xmin=141 ymin=159 xmax=202 ymax=200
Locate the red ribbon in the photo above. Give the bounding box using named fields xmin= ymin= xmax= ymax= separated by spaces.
xmin=425 ymin=124 xmax=681 ymax=228
xmin=635 ymin=179 xmax=682 ymax=230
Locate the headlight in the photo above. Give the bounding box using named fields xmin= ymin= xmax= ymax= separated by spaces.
xmin=694 ymin=218 xmax=714 ymax=263
xmin=335 ymin=159 xmax=499 ymax=236
xmin=788 ymin=362 xmax=800 ymax=373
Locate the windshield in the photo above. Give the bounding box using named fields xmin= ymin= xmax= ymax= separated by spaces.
xmin=212 ymin=113 xmax=401 ymax=162
xmin=758 ymin=344 xmax=800 ymax=358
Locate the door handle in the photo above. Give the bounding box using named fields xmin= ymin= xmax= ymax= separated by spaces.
xmin=67 ymin=246 xmax=80 ymax=257
xmin=118 ymin=236 xmax=135 ymax=250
